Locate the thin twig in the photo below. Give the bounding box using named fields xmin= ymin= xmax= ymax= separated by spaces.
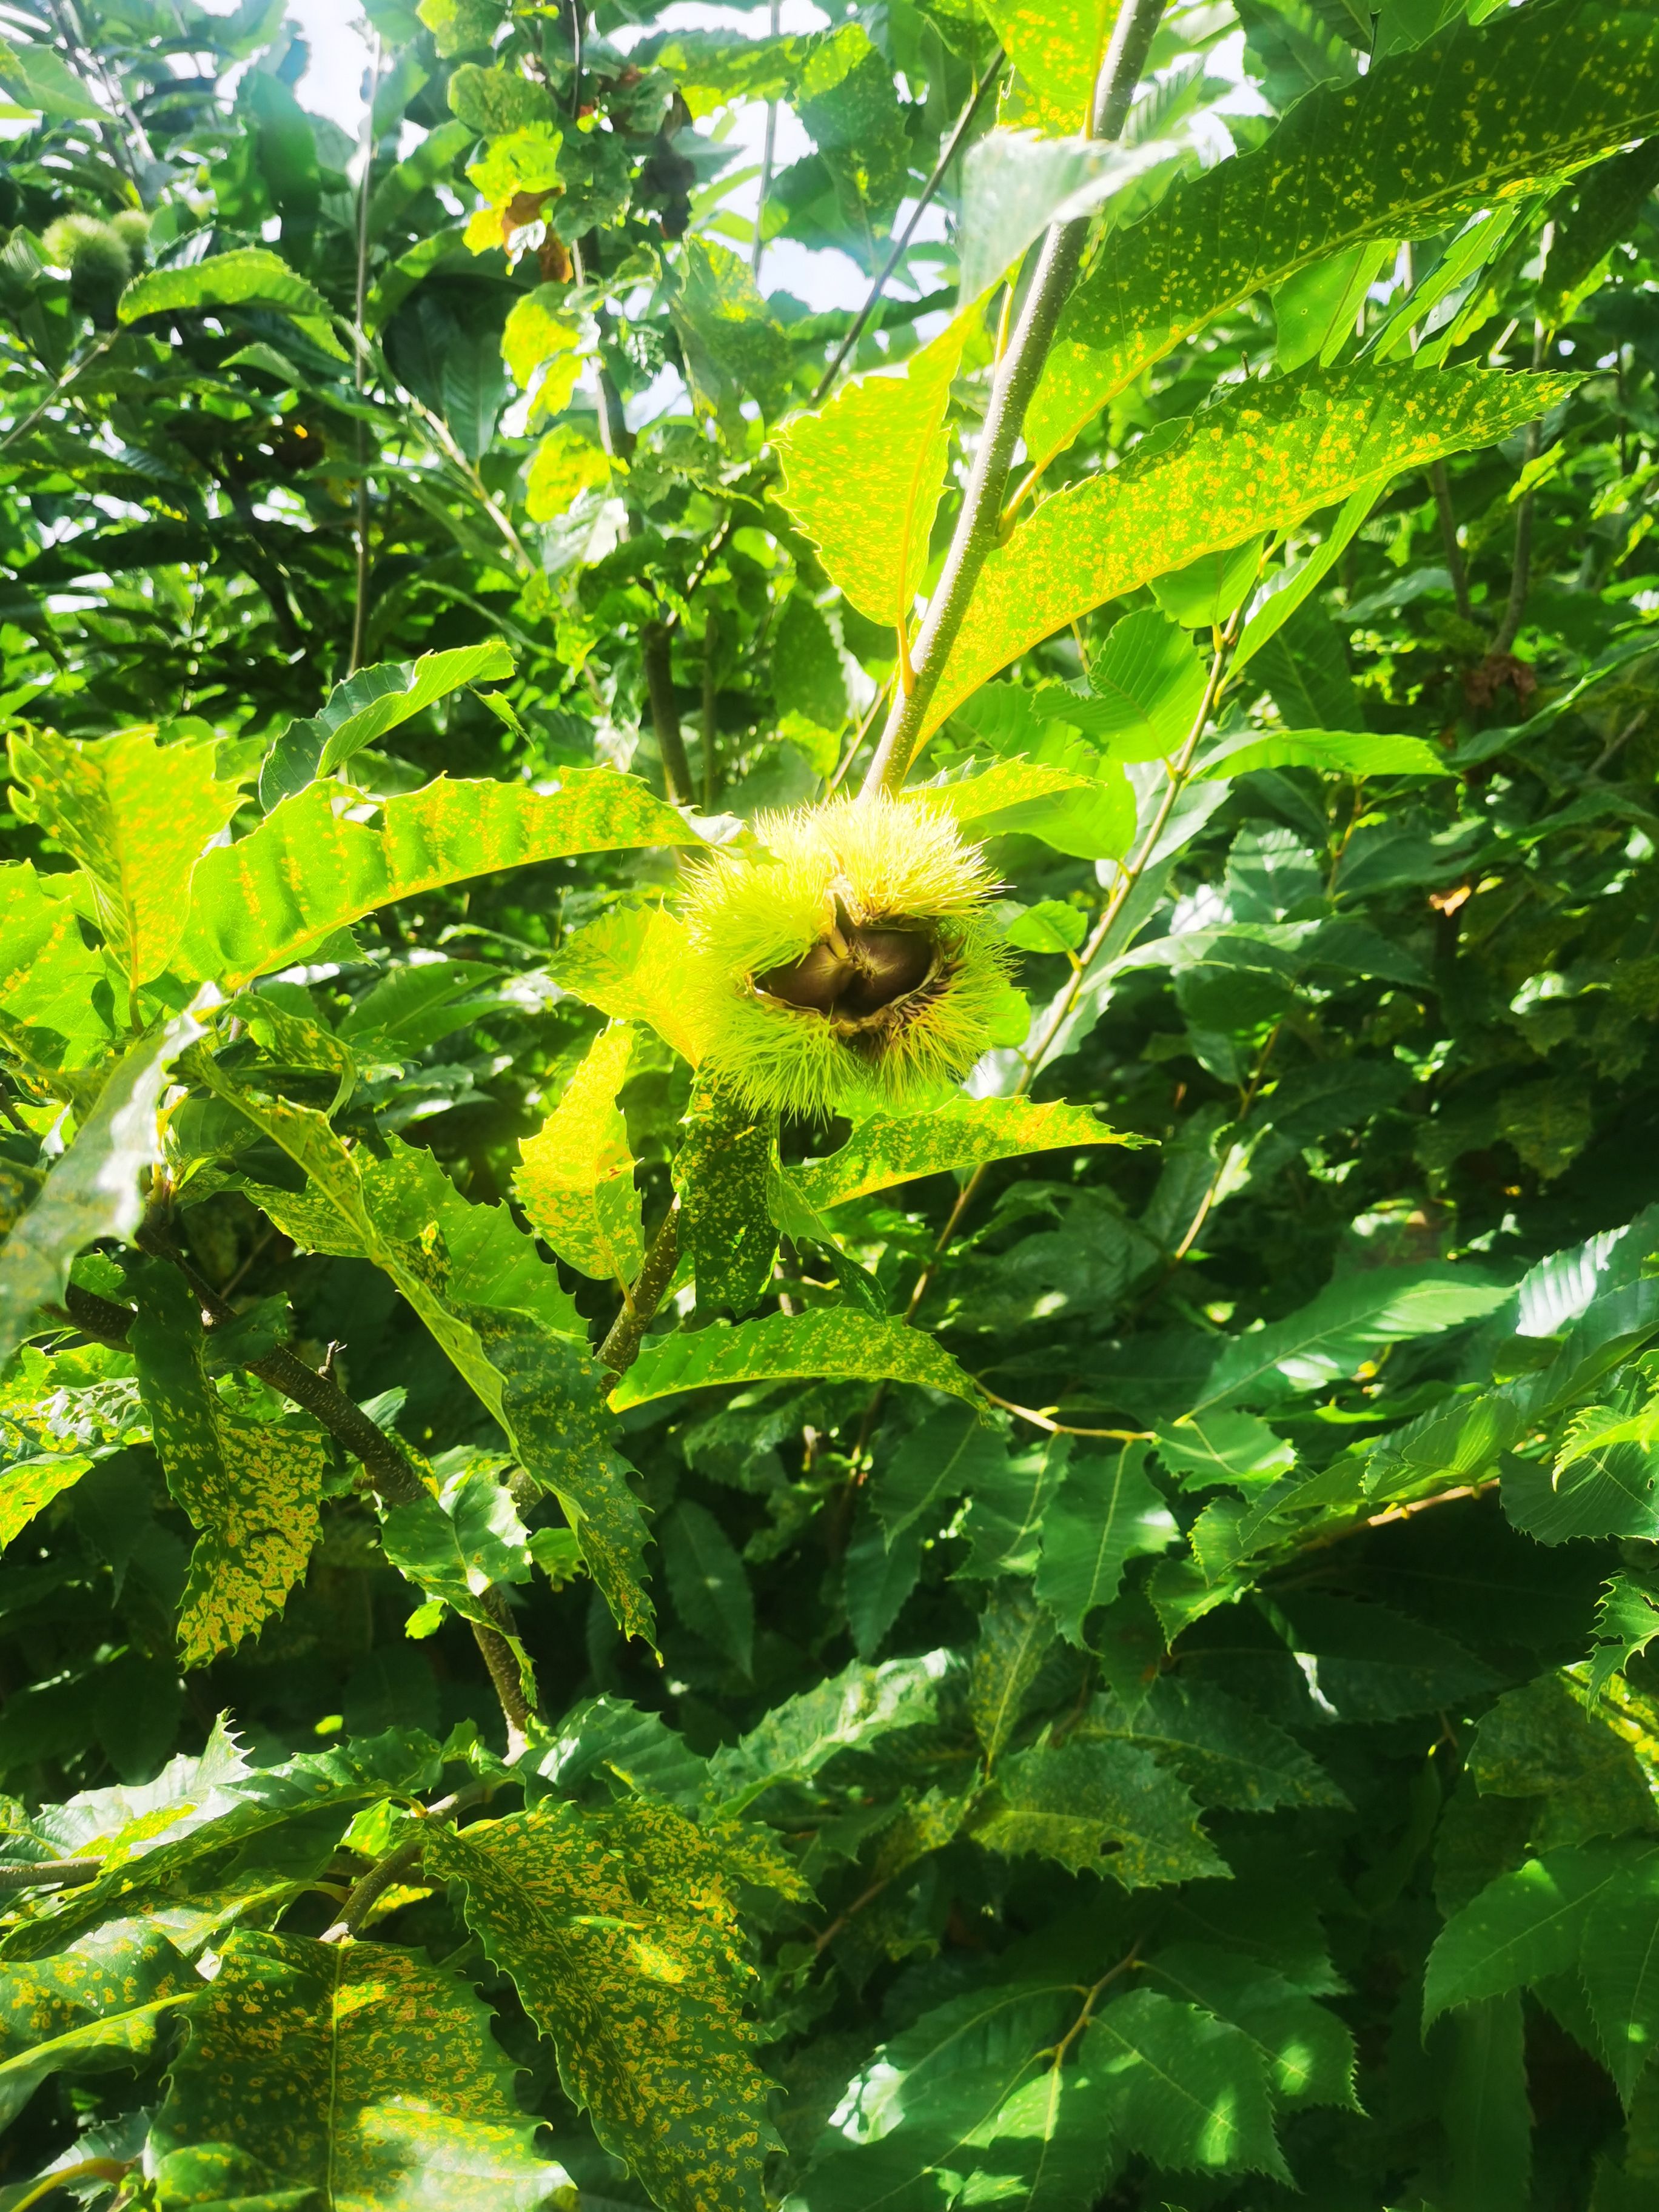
xmin=1429 ymin=459 xmax=1473 ymax=623
xmin=320 ymin=1783 xmax=484 ymax=1942
xmin=350 ymin=33 xmax=384 ymax=674
xmin=978 ymin=1387 xmax=1149 ymax=1441
xmin=751 ymin=0 xmax=781 ymax=278
xmin=0 ymin=333 xmax=116 ymax=458
xmin=642 ymin=622 xmax=696 ymax=805
xmin=848 ymin=616 xmax=1236 ymax=1475
xmin=810 ymin=50 xmax=1005 ymax=407
xmin=859 ymin=0 xmax=1168 ymax=794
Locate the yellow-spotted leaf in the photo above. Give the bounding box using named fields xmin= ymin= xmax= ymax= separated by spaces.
xmin=929 ymin=363 xmax=1573 ymax=737
xmin=555 ymin=903 xmax=711 ymax=1064
xmin=172 ymin=771 xmax=698 ymax=991
xmin=1022 ymin=0 xmax=1659 ymax=477
xmin=129 ymin=1262 xmax=328 ymax=1667
xmin=183 ymin=1060 xmax=654 ymax=1643
xmin=675 ymin=1079 xmax=779 ymax=1318
xmin=775 ymin=313 xmax=968 ymax=632
xmin=785 ymin=1094 xmax=1128 ymax=1217
xmin=980 ymin=0 xmax=1115 ymax=136
xmin=0 ymin=863 xmax=121 ymax=1078
xmin=0 ymin=1921 xmax=202 ymax=2129
xmin=429 ymin=1798 xmax=804 ymax=2212
xmin=610 ymin=1308 xmax=986 ymax=1413
xmin=0 ymin=1453 xmax=94 ymax=1551
xmin=8 ymin=727 xmax=250 ymax=988
xmin=153 ymin=1931 xmax=563 ymax=2210
xmin=514 ymin=1023 xmax=644 ymax=1282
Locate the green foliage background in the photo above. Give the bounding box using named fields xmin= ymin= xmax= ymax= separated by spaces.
xmin=0 ymin=0 xmax=1657 ymax=2208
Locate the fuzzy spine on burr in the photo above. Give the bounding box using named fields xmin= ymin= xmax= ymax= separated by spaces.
xmin=675 ymin=793 xmax=1016 ymax=1119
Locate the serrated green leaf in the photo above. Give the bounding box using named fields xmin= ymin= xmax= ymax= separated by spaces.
xmin=514 ymin=1022 xmax=643 ymax=1283
xmin=1423 ymin=1839 xmax=1655 ymax=2027
xmin=1466 ymin=1675 xmax=1655 ymax=1848
xmin=0 ymin=1451 xmax=95 ymax=1550
xmin=0 ymin=38 xmax=103 ymax=117
xmin=0 ymin=1920 xmax=200 ymax=2127
xmin=1082 ymin=1986 xmax=1289 ymax=2179
xmin=1193 ymin=1262 xmax=1515 ymax=1412
xmin=1022 ymin=0 xmax=1659 ymax=476
xmin=1082 ymin=608 xmax=1209 ymax=761
xmin=975 ymin=1740 xmax=1224 ymax=1885
xmin=1 ymin=1729 xmax=442 ymax=1961
xmin=260 ymin=640 xmax=516 ymax=811
xmin=1034 ymin=1439 xmax=1177 ymax=1644
xmin=786 ymin=1980 xmax=1081 ymax=2212
xmin=1579 ymin=1851 xmax=1659 ymax=2108
xmin=121 ymin=248 xmax=349 ymax=360
xmin=0 ymin=1015 xmax=201 ymax=1373
xmin=958 ymin=1436 xmax=1067 ymax=1581
xmin=1440 ymin=1991 xmax=1532 ymax=2212
xmin=913 ymin=756 xmax=1100 ymax=836
xmin=1142 ymin=1942 xmax=1358 ymax=2111
xmin=1590 ymin=1574 xmax=1659 ymax=1704
xmin=172 ymin=773 xmax=695 ymax=991
xmin=776 ymin=314 xmax=967 ymax=630
xmin=152 ymin=1931 xmax=562 ymax=2209
xmin=0 ymin=863 xmax=120 ymax=1079
xmin=429 ymin=1798 xmax=803 ymax=2212
xmin=181 ymin=1066 xmax=653 ymax=1642
xmin=787 ymin=1095 xmax=1126 ymax=1217
xmin=929 ymin=365 xmax=1574 ymax=739
xmin=1154 ymin=1410 xmax=1296 ymax=1492
xmin=378 ymin=1467 xmax=534 ymax=1678
xmin=706 ymin=1651 xmax=953 ymax=1812
xmin=8 ymin=727 xmax=249 ymax=988
xmin=843 ymin=1502 xmax=923 ymax=1661
xmin=785 ymin=1980 xmax=1082 ymax=2212
xmin=969 ymin=1583 xmax=1056 ymax=1768
xmin=883 ymin=1408 xmax=1000 ymax=1552
xmin=676 ymin=1082 xmax=780 ymax=1318
xmin=609 ymin=1309 xmax=984 ymax=1414
xmin=1079 ymin=1677 xmax=1348 ymax=1813
xmin=1198 ymin=728 xmax=1449 ymax=780
xmin=662 ymin=1497 xmax=754 ymax=1675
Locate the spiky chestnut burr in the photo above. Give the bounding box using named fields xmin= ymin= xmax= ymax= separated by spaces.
xmin=676 ymin=793 xmax=1016 ymax=1118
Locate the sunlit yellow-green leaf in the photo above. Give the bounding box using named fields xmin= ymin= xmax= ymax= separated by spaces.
xmin=775 ymin=313 xmax=968 ymax=630
xmin=556 ymin=903 xmax=711 ymax=1064
xmin=514 ymin=1023 xmax=643 ymax=1282
xmin=172 ymin=772 xmax=697 ymax=991
xmin=980 ymin=0 xmax=1114 ymax=135
xmin=930 ymin=364 xmax=1572 ymax=737
xmin=610 ymin=1307 xmax=985 ymax=1413
xmin=785 ymin=1093 xmax=1127 ymax=1217
xmin=7 ymin=727 xmax=249 ymax=988
xmin=1023 ymin=0 xmax=1658 ymax=475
